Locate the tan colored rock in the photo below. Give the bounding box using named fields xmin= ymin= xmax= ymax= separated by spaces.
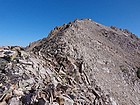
xmin=13 ymin=88 xmax=24 ymax=96
xmin=0 ymin=101 xmax=7 ymax=105
xmin=56 ymin=97 xmax=65 ymax=105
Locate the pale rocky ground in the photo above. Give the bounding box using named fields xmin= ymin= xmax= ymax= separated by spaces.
xmin=0 ymin=19 xmax=140 ymax=105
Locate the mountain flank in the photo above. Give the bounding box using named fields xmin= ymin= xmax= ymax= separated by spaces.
xmin=0 ymin=19 xmax=140 ymax=105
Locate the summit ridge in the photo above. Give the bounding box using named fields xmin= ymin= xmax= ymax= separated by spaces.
xmin=0 ymin=19 xmax=140 ymax=105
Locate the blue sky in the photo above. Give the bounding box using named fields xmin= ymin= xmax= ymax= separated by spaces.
xmin=0 ymin=0 xmax=140 ymax=46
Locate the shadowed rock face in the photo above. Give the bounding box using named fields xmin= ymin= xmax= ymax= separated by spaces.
xmin=0 ymin=19 xmax=140 ymax=105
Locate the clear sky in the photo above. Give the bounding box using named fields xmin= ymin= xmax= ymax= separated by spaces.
xmin=0 ymin=0 xmax=140 ymax=47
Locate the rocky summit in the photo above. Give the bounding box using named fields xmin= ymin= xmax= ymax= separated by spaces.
xmin=0 ymin=19 xmax=140 ymax=105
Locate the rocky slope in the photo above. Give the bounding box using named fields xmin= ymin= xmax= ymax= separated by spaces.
xmin=0 ymin=19 xmax=140 ymax=105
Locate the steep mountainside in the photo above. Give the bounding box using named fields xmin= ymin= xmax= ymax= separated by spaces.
xmin=0 ymin=19 xmax=140 ymax=105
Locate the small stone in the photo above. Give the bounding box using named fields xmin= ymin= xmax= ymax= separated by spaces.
xmin=56 ymin=97 xmax=65 ymax=105
xmin=13 ymin=88 xmax=24 ymax=96
xmin=8 ymin=97 xmax=20 ymax=105
xmin=21 ymin=92 xmax=33 ymax=105
xmin=0 ymin=83 xmax=2 ymax=87
xmin=37 ymin=97 xmax=46 ymax=105
xmin=0 ymin=101 xmax=7 ymax=105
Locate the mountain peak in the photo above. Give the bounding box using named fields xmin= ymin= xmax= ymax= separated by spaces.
xmin=1 ymin=19 xmax=140 ymax=105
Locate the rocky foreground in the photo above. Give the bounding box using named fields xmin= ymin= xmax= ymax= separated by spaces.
xmin=0 ymin=19 xmax=140 ymax=105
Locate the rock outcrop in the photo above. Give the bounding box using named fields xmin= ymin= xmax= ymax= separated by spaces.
xmin=0 ymin=19 xmax=140 ymax=105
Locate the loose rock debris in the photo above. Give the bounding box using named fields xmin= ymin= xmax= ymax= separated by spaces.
xmin=1 ymin=19 xmax=140 ymax=105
